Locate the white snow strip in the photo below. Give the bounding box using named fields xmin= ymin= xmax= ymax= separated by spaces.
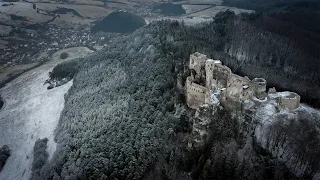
xmin=0 ymin=47 xmax=93 ymax=180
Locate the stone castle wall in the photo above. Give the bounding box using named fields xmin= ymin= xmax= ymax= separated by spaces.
xmin=227 ymin=74 xmax=253 ymax=101
xmin=189 ymin=52 xmax=207 ymax=75
xmin=242 ymin=84 xmax=255 ymax=101
xmin=205 ymin=59 xmax=221 ymax=91
xmin=214 ymin=64 xmax=231 ymax=89
xmin=186 ymin=77 xmax=207 ymax=109
xmin=186 ymin=52 xmax=300 ymax=110
xmin=252 ymin=78 xmax=267 ymax=99
xmin=280 ymin=92 xmax=301 ymax=110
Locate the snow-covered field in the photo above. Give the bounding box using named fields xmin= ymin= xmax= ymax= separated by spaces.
xmin=187 ymin=5 xmax=253 ymax=18
xmin=182 ymin=4 xmax=213 ymax=14
xmin=177 ymin=0 xmax=222 ymax=5
xmin=0 ymin=47 xmax=93 ymax=180
xmin=0 ymin=2 xmax=52 ymax=25
xmin=146 ymin=5 xmax=254 ymax=25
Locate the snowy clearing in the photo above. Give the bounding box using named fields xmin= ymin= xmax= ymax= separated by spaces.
xmin=0 ymin=47 xmax=93 ymax=180
xmin=146 ymin=5 xmax=254 ymax=25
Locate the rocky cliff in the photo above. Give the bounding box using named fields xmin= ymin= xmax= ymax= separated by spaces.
xmin=188 ymin=99 xmax=320 ymax=179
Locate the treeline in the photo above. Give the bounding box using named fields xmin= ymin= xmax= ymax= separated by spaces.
xmin=222 ymin=0 xmax=320 ymax=12
xmin=220 ymin=1 xmax=320 ymax=107
xmin=31 ymin=138 xmax=49 ymax=180
xmin=0 ymin=145 xmax=10 ymax=172
xmin=0 ymin=96 xmax=4 ymax=110
xmin=266 ymin=115 xmax=320 ymax=177
xmin=91 ymin=12 xmax=146 ymax=33
xmin=152 ymin=3 xmax=186 ymax=16
xmin=221 ymin=11 xmax=320 ymax=107
xmin=49 ymin=60 xmax=79 ymax=80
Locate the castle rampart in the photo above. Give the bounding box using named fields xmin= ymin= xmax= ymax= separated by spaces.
xmin=269 ymin=91 xmax=301 ymax=110
xmin=186 ymin=52 xmax=300 ymax=110
xmin=280 ymin=92 xmax=300 ymax=110
xmin=252 ymin=78 xmax=267 ymax=99
xmin=189 ymin=52 xmax=207 ymax=75
xmin=186 ymin=76 xmax=207 ymax=109
xmin=214 ymin=64 xmax=231 ymax=89
xmin=205 ymin=59 xmax=221 ymax=91
xmin=226 ymin=74 xmax=253 ymax=101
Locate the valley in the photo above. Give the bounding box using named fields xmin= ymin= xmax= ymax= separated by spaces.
xmin=0 ymin=0 xmax=251 ymax=86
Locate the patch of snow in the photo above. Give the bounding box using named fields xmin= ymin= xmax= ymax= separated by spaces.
xmin=210 ymin=92 xmax=220 ymax=104
xmin=254 ymin=103 xmax=277 ymax=148
xmin=252 ymin=96 xmax=268 ymax=102
xmin=0 ymin=47 xmax=93 ymax=180
xmin=145 ymin=16 xmax=212 ymax=25
xmin=298 ymin=104 xmax=320 ymax=116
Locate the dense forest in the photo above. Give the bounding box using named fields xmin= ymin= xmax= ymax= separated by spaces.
xmin=0 ymin=97 xmax=3 ymax=110
xmin=152 ymin=3 xmax=186 ymax=16
xmin=91 ymin=12 xmax=146 ymax=33
xmin=0 ymin=145 xmax=10 ymax=172
xmin=32 ymin=11 xmax=320 ymax=179
xmin=31 ymin=138 xmax=49 ymax=180
xmin=223 ymin=0 xmax=320 ymax=12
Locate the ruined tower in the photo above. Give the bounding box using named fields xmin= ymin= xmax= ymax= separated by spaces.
xmin=186 ymin=77 xmax=207 ymax=109
xmin=214 ymin=64 xmax=232 ymax=90
xmin=189 ymin=52 xmax=207 ymax=75
xmin=252 ymin=78 xmax=267 ymax=99
xmin=205 ymin=59 xmax=221 ymax=91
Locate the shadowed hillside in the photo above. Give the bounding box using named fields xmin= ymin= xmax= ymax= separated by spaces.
xmin=223 ymin=0 xmax=320 ymax=12
xmin=221 ymin=4 xmax=320 ymax=107
xmin=0 ymin=145 xmax=10 ymax=172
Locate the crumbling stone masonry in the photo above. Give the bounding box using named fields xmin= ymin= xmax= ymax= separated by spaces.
xmin=186 ymin=52 xmax=300 ymax=110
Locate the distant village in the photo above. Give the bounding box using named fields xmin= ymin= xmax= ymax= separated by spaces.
xmin=0 ymin=0 xmax=216 ymax=68
xmin=0 ymin=23 xmax=118 ymax=67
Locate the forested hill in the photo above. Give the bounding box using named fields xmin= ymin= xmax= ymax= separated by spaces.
xmin=91 ymin=12 xmax=146 ymax=33
xmin=32 ymin=12 xmax=320 ymax=180
xmin=222 ymin=0 xmax=320 ymax=12
xmin=222 ymin=10 xmax=320 ymax=108
xmin=33 ymin=21 xmax=185 ymax=180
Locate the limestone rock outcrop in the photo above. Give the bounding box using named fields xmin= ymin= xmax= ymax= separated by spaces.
xmin=188 ymin=104 xmax=219 ymax=149
xmin=185 ymin=52 xmax=319 ymax=178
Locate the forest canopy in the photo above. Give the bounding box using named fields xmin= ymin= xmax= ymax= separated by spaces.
xmin=153 ymin=3 xmax=186 ymax=16
xmin=33 ymin=11 xmax=320 ymax=180
xmin=91 ymin=12 xmax=146 ymax=33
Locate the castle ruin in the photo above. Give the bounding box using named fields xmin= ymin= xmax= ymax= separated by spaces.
xmin=186 ymin=52 xmax=300 ymax=110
